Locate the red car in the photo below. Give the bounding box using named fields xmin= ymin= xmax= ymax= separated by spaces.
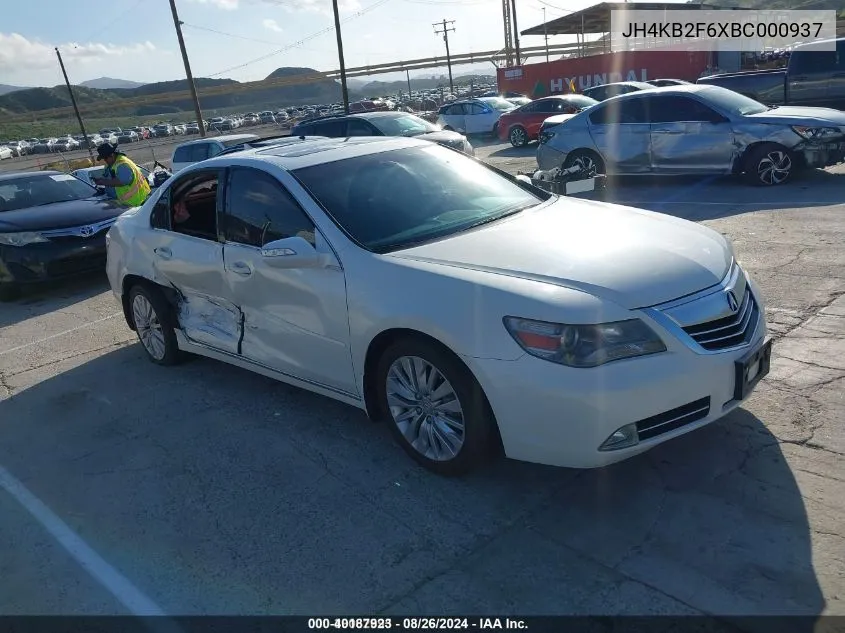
xmin=497 ymin=95 xmax=599 ymax=147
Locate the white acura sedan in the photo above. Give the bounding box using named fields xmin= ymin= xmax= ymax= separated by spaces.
xmin=106 ymin=136 xmax=771 ymax=476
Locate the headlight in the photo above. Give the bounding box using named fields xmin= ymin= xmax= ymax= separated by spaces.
xmin=503 ymin=317 xmax=667 ymax=368
xmin=792 ymin=126 xmax=842 ymax=140
xmin=0 ymin=232 xmax=48 ymax=246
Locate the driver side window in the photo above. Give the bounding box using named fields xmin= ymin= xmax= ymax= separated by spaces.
xmin=151 ymin=170 xmax=221 ymax=241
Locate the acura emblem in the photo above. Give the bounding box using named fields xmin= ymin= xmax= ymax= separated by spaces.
xmin=80 ymin=225 xmax=95 ymax=237
xmin=726 ymin=291 xmax=739 ymax=312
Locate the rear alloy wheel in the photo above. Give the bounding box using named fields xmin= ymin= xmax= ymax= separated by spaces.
xmin=509 ymin=126 xmax=528 ymax=148
xmin=129 ymin=284 xmax=181 ymax=366
xmin=564 ymin=150 xmax=604 ymax=178
xmin=376 ymin=338 xmax=497 ymax=476
xmin=745 ymin=143 xmax=793 ymax=186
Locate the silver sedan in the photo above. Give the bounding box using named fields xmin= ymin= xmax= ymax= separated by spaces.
xmin=537 ymin=84 xmax=845 ymax=186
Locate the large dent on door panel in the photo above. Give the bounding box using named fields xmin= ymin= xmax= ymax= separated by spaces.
xmin=176 ymin=291 xmax=243 ymax=352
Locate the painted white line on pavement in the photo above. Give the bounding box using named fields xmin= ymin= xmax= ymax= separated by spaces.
xmin=0 ymin=312 xmax=122 ymax=356
xmin=0 ymin=463 xmax=166 ymax=616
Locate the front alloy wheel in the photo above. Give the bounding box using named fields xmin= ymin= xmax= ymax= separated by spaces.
xmin=386 ymin=356 xmax=466 ymax=462
xmin=756 ymin=150 xmax=792 ymax=185
xmin=376 ymin=338 xmax=498 ymax=476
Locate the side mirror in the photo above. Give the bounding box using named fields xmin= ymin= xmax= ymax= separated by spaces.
xmin=96 ymin=186 xmax=107 ymax=196
xmin=260 ymin=236 xmax=327 ymax=269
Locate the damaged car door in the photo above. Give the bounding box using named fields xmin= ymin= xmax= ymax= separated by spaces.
xmin=147 ymin=168 xmax=242 ymax=353
xmin=220 ymin=166 xmax=356 ymax=395
xmin=648 ymin=95 xmax=735 ymax=174
xmin=587 ymin=97 xmax=652 ymax=174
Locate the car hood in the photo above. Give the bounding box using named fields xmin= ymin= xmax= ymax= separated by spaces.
xmin=0 ymin=197 xmax=126 ymax=232
xmin=390 ymin=198 xmax=732 ymax=309
xmin=744 ymin=106 xmax=845 ymax=127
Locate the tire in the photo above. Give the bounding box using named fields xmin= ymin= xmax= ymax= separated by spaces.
xmin=744 ymin=143 xmax=793 ymax=186
xmin=491 ymin=122 xmax=499 ymax=138
xmin=128 ymin=283 xmax=181 ymax=366
xmin=509 ymin=125 xmax=528 ymax=148
xmin=375 ymin=337 xmax=498 ymax=476
xmin=563 ymin=149 xmax=604 ymax=177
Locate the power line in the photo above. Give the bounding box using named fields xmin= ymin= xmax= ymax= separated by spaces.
xmin=206 ymin=0 xmax=391 ymax=77
xmin=77 ymin=0 xmax=146 ymax=45
xmin=182 ymin=23 xmax=287 ymax=47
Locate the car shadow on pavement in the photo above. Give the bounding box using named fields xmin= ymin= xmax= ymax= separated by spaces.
xmin=0 ymin=272 xmax=110 ymax=330
xmin=485 ymin=144 xmax=538 ymax=158
xmin=598 ymin=169 xmax=845 ymax=221
xmin=0 ymin=343 xmax=826 ymax=621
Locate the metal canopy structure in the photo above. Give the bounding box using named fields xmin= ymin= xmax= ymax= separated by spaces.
xmin=521 ymin=2 xmax=714 ymax=36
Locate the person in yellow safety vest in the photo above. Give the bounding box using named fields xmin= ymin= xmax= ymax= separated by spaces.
xmin=92 ymin=143 xmax=151 ymax=207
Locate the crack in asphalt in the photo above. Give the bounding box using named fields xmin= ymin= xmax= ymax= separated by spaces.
xmin=4 ymin=340 xmax=135 ymax=378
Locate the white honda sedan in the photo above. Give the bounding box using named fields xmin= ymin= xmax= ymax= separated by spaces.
xmin=106 ymin=136 xmax=771 ymax=476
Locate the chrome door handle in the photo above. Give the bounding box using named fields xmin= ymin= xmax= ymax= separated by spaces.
xmin=229 ymin=261 xmax=252 ymax=276
xmin=154 ymin=247 xmax=172 ymax=259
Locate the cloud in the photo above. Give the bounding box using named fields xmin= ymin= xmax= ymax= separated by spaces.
xmin=187 ymin=0 xmax=239 ymax=9
xmin=281 ymin=0 xmax=361 ymax=17
xmin=262 ymin=18 xmax=283 ymax=33
xmin=0 ymin=33 xmax=159 ymax=75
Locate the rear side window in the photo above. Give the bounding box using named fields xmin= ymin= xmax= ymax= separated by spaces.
xmin=590 ymin=98 xmax=648 ymax=124
xmin=173 ymin=144 xmax=209 ymax=163
xmin=314 ymin=120 xmax=346 ymax=136
xmin=790 ymin=47 xmax=837 ymax=73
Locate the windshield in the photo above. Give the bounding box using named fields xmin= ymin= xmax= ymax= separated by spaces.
xmin=480 ymin=97 xmax=514 ymax=112
xmin=292 ymin=144 xmax=543 ymax=253
xmin=372 ymin=114 xmax=439 ymax=137
xmin=699 ymin=86 xmax=768 ymax=115
xmin=0 ymin=174 xmax=96 ymax=212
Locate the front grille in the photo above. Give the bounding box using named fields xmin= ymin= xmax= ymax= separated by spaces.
xmin=41 ymin=218 xmax=116 ymax=240
xmin=635 ymin=397 xmax=711 ymax=441
xmin=46 ymin=254 xmax=106 ymax=277
xmin=681 ymin=287 xmax=758 ymax=351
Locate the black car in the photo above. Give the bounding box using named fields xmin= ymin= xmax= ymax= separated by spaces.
xmin=290 ymin=111 xmax=474 ymax=155
xmin=0 ymin=171 xmax=126 ymax=299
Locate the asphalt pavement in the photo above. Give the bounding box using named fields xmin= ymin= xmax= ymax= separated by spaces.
xmin=0 ymin=140 xmax=843 ymax=620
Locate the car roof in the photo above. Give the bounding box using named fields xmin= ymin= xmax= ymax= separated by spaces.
xmin=203 ymin=136 xmax=427 ymax=172
xmin=175 ymin=134 xmax=258 ymax=147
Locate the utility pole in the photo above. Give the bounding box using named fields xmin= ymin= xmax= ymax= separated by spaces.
xmin=511 ymin=0 xmax=521 ymax=65
xmin=169 ymin=0 xmax=206 ymax=137
xmin=332 ymin=0 xmax=350 ymax=113
xmin=433 ymin=20 xmax=456 ymax=94
xmin=543 ymin=7 xmax=550 ymax=63
xmin=55 ymin=48 xmax=94 ymax=163
xmin=406 ymin=69 xmax=412 ymax=103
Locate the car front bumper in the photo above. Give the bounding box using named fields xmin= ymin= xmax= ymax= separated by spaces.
xmin=798 ymin=139 xmax=845 ymax=169
xmin=465 ymin=315 xmax=769 ymax=470
xmin=0 ymin=236 xmax=107 ymax=285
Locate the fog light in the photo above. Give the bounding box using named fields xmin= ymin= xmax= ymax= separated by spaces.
xmin=599 ymin=423 xmax=639 ymax=451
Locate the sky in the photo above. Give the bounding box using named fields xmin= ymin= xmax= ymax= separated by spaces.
xmin=0 ymin=0 xmax=643 ymax=88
